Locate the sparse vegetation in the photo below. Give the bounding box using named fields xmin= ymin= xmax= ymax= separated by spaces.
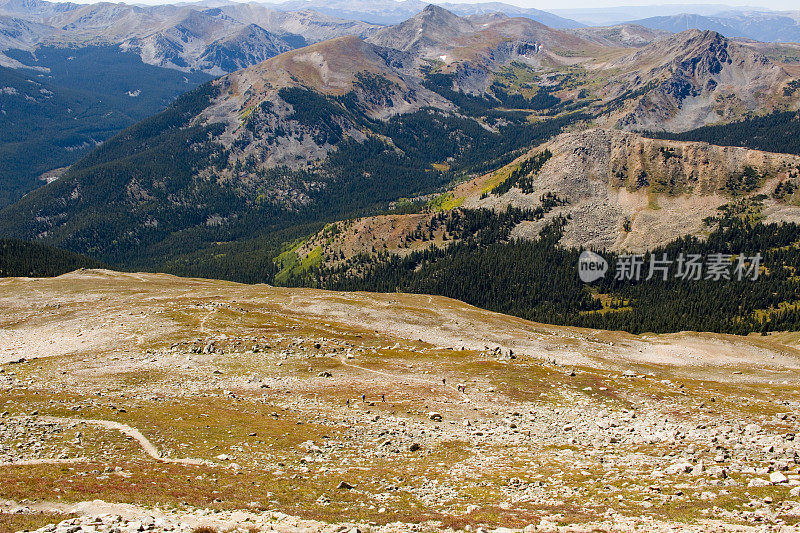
xmin=1 ymin=270 xmax=799 ymax=532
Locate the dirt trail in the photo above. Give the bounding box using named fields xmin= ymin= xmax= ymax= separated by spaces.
xmin=3 ymin=271 xmax=800 ymax=532
xmin=199 ymin=308 xmax=216 ymax=336
xmin=32 ymin=417 xmax=209 ymax=466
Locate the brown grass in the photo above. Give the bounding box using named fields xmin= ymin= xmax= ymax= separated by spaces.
xmin=0 ymin=513 xmax=78 ymax=533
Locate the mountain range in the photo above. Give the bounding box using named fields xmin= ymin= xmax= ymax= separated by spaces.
xmin=0 ymin=0 xmax=590 ymax=210
xmin=1 ymin=0 xmax=798 ymax=210
xmin=270 ymin=0 xmax=583 ymax=27
xmin=552 ymin=4 xmax=770 ymax=27
xmin=0 ymin=0 xmax=384 ymax=73
xmin=630 ymin=11 xmax=800 ymax=44
xmin=1 ymin=2 xmax=800 ymax=334
xmin=0 ymin=0 xmax=390 ymax=207
xmin=1 ymin=4 xmax=799 ymax=269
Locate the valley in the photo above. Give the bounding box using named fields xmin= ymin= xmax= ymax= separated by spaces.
xmin=0 ymin=0 xmax=383 ymax=207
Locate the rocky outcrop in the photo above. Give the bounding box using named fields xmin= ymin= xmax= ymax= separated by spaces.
xmin=298 ymin=127 xmax=800 ymax=265
xmin=470 ymin=128 xmax=800 ymax=251
xmin=603 ymin=30 xmax=796 ymax=132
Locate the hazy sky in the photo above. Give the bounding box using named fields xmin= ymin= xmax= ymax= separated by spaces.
xmin=512 ymin=0 xmax=794 ymax=9
xmin=446 ymin=0 xmax=792 ymax=10
xmin=107 ymin=0 xmax=797 ymax=12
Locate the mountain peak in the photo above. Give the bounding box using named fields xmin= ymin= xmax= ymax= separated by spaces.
xmin=680 ymin=27 xmax=726 ymax=42
xmin=217 ymin=35 xmax=403 ymax=100
xmin=414 ymin=3 xmax=463 ymax=24
xmin=367 ymin=4 xmax=473 ymax=54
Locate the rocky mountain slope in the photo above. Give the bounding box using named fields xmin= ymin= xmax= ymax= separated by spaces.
xmin=214 ymin=3 xmax=381 ymax=42
xmin=368 ymin=5 xmax=598 ymax=70
xmin=287 ymin=127 xmax=800 ymax=271
xmin=367 ymin=4 xmax=478 ymax=55
xmin=366 ymin=9 xmax=799 ymax=132
xmin=0 ymin=0 xmax=76 ymax=20
xmin=599 ymin=29 xmax=797 ymax=132
xmin=204 ymin=35 xmax=449 ymax=166
xmin=472 ymin=129 xmax=800 ymax=251
xmin=0 ymin=14 xmax=53 ymax=59
xmin=113 ymin=9 xmax=296 ymax=74
xmin=1 ymin=269 xmax=799 ymax=532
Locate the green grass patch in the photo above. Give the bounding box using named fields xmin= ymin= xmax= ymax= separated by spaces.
xmin=428 ymin=193 xmax=464 ymax=212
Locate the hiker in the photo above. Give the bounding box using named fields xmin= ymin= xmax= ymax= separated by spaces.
xmin=362 ymin=393 xmax=366 ymax=402
xmin=346 ymin=398 xmax=350 ymax=407
xmin=381 ymin=394 xmax=385 ymax=402
xmin=442 ymin=378 xmax=446 ymax=385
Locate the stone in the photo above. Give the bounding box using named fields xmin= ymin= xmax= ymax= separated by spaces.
xmin=664 ymin=462 xmax=694 ymax=475
xmin=770 ymin=471 xmax=788 ymax=484
xmin=706 ymin=466 xmax=728 ymax=479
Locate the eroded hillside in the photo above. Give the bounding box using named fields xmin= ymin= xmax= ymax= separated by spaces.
xmin=290 ymin=128 xmax=800 ymax=267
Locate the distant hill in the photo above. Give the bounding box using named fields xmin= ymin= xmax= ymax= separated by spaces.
xmin=0 ymin=238 xmax=106 ymax=277
xmin=630 ymin=11 xmax=800 ymax=43
xmin=551 ymin=4 xmax=773 ymax=27
xmin=272 ymin=0 xmax=584 ymax=27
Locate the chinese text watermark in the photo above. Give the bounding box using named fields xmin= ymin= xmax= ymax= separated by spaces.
xmin=578 ymin=251 xmax=762 ymax=283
